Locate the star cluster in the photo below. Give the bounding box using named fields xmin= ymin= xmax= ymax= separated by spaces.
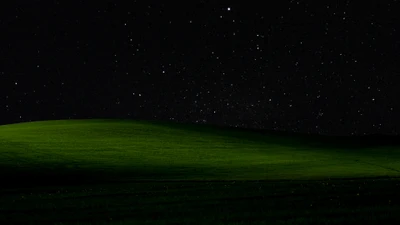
xmin=1 ymin=1 xmax=399 ymax=136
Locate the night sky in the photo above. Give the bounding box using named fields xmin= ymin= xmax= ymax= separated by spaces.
xmin=1 ymin=1 xmax=400 ymax=136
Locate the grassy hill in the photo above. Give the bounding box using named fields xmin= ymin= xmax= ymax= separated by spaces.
xmin=1 ymin=119 xmax=400 ymax=186
xmin=1 ymin=119 xmax=400 ymax=224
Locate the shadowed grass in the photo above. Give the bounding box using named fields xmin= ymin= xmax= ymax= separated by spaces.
xmin=1 ymin=119 xmax=400 ymax=224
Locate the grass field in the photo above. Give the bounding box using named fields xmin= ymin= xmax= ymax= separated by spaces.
xmin=1 ymin=119 xmax=400 ymax=224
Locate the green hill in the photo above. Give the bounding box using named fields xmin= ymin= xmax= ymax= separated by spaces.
xmin=1 ymin=119 xmax=400 ymax=187
xmin=2 ymin=119 xmax=400 ymax=224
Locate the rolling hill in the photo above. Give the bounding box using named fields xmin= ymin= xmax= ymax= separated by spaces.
xmin=2 ymin=119 xmax=400 ymax=224
xmin=1 ymin=119 xmax=400 ymax=188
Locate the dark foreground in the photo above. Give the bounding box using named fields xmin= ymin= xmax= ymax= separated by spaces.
xmin=1 ymin=178 xmax=400 ymax=225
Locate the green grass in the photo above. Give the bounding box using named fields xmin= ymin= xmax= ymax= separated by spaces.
xmin=1 ymin=119 xmax=400 ymax=224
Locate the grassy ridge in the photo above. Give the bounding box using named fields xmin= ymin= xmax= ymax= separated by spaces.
xmin=1 ymin=119 xmax=400 ymax=224
xmin=1 ymin=119 xmax=400 ymax=185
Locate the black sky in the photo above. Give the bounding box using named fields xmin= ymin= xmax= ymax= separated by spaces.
xmin=1 ymin=1 xmax=400 ymax=136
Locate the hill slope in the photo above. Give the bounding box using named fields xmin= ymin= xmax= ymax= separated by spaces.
xmin=1 ymin=119 xmax=400 ymax=187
